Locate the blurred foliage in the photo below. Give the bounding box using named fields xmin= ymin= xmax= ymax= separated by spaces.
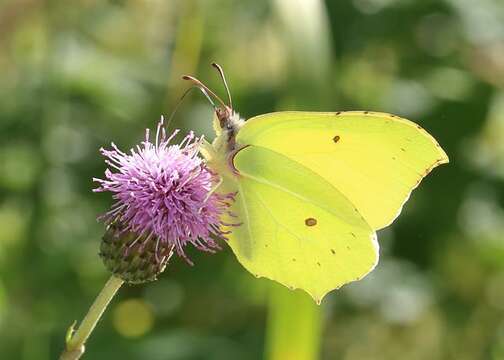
xmin=1 ymin=0 xmax=504 ymax=359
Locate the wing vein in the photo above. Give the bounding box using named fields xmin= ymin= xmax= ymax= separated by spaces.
xmin=237 ymin=182 xmax=254 ymax=249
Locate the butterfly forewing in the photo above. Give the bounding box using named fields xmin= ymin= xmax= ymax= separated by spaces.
xmin=236 ymin=111 xmax=449 ymax=230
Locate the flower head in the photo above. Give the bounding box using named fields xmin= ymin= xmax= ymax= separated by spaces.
xmin=94 ymin=116 xmax=233 ymax=265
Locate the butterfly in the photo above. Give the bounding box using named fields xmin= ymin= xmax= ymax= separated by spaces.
xmin=184 ymin=64 xmax=449 ymax=303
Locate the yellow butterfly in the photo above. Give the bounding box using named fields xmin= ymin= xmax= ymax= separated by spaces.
xmin=186 ymin=64 xmax=448 ymax=303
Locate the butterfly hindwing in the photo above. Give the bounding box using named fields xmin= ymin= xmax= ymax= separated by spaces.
xmin=221 ymin=145 xmax=378 ymax=302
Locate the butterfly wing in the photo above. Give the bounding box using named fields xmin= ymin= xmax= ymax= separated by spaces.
xmin=221 ymin=145 xmax=377 ymax=302
xmin=236 ymin=111 xmax=449 ymax=230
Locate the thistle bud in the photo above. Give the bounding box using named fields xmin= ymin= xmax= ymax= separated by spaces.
xmin=100 ymin=221 xmax=173 ymax=284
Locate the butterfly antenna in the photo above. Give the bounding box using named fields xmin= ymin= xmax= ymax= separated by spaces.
xmin=182 ymin=75 xmax=228 ymax=109
xmin=165 ymin=86 xmax=216 ymax=129
xmin=211 ymin=63 xmax=232 ymax=109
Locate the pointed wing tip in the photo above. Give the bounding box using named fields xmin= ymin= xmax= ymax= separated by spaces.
xmin=440 ymin=150 xmax=450 ymax=164
xmin=428 ymin=149 xmax=450 ymax=174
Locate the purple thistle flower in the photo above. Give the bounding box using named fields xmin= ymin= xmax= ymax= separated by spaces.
xmin=94 ymin=116 xmax=234 ymax=264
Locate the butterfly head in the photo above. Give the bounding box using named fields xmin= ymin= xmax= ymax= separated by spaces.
xmin=182 ymin=64 xmax=244 ymax=150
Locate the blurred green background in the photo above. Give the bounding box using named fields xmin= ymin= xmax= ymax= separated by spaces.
xmin=1 ymin=0 xmax=504 ymax=359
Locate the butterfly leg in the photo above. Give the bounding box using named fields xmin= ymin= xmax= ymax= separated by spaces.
xmin=199 ymin=138 xmax=215 ymax=161
xmin=198 ymin=175 xmax=224 ymax=214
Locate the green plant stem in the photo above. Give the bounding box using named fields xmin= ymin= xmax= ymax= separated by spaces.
xmin=60 ymin=275 xmax=124 ymax=360
xmin=265 ymin=283 xmax=322 ymax=360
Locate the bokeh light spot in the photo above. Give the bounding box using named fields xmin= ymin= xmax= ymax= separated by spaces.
xmin=113 ymin=299 xmax=154 ymax=338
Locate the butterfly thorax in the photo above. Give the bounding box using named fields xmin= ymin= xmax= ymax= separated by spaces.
xmin=214 ymin=106 xmax=245 ymax=152
xmin=200 ymin=106 xmax=245 ymax=180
